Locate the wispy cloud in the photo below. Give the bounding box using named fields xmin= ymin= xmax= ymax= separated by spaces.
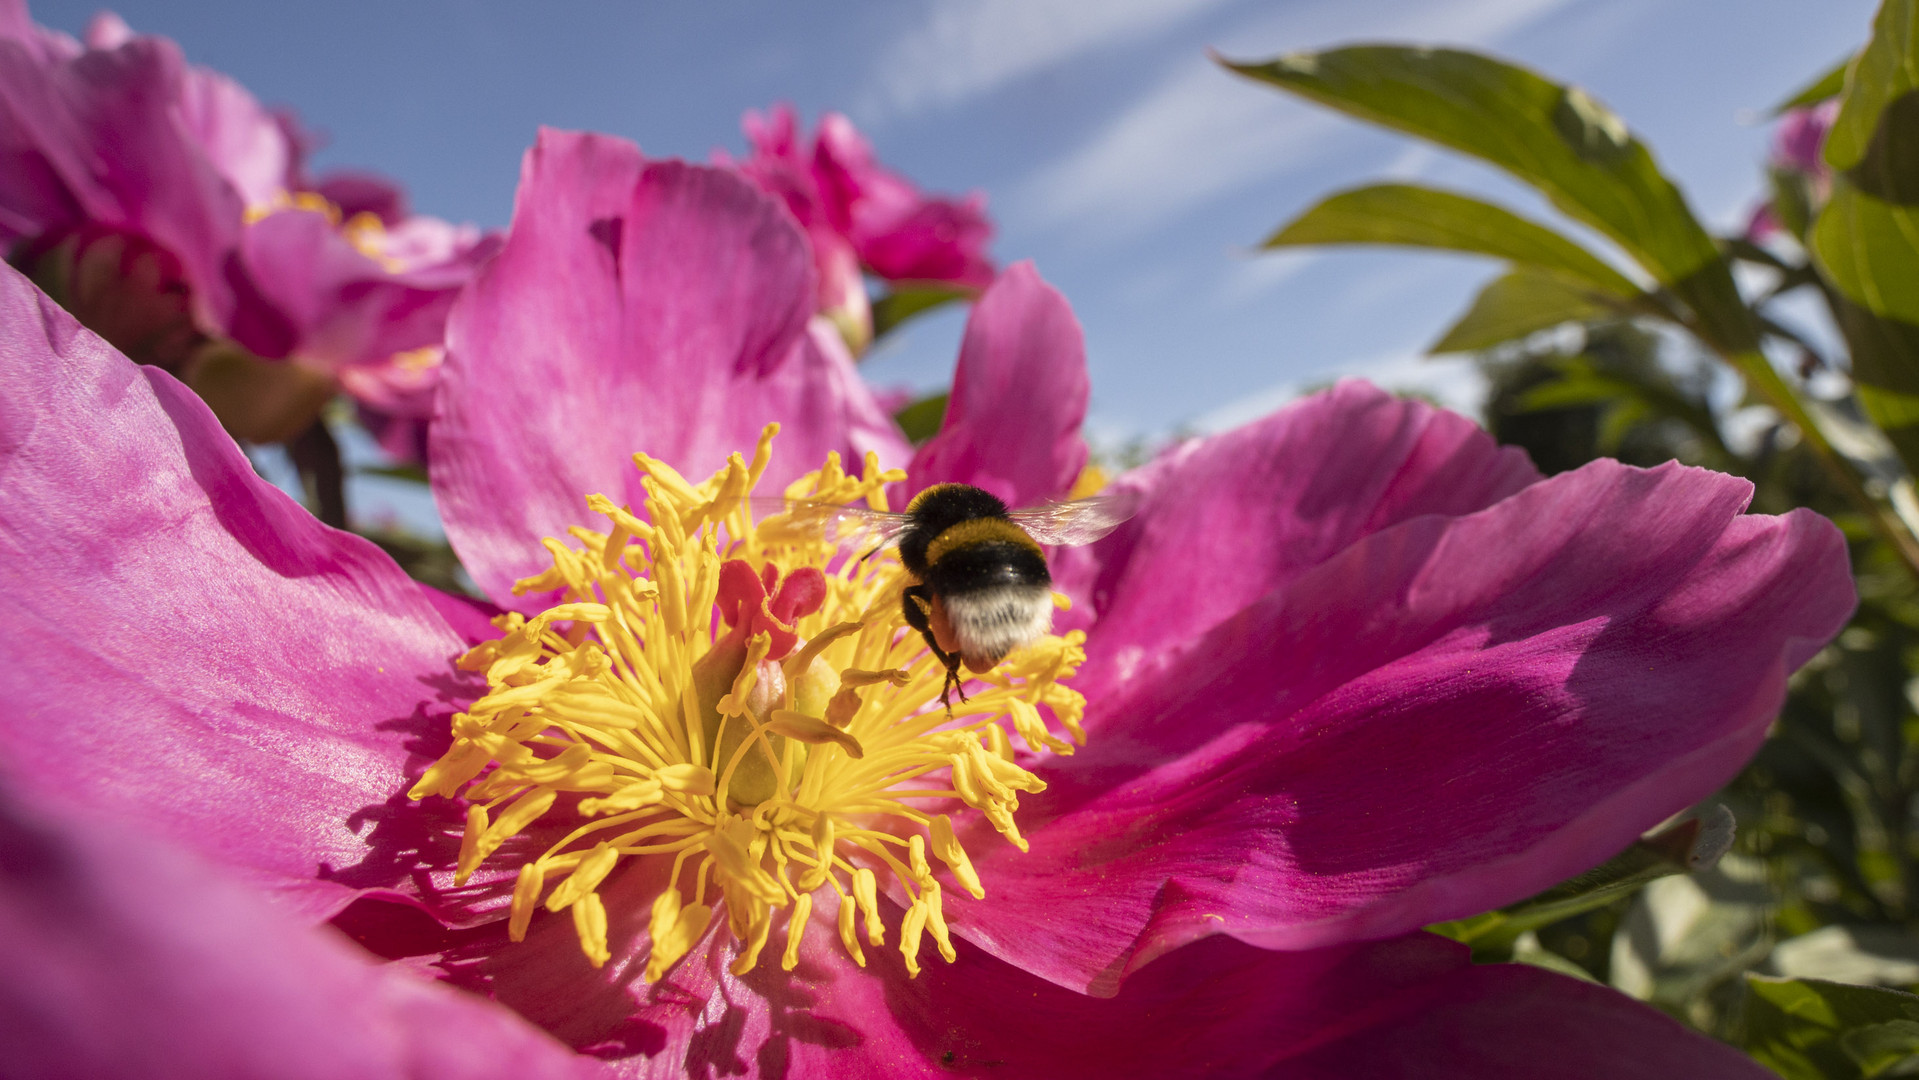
xmin=1013 ymin=0 xmax=1584 ymax=241
xmin=1190 ymin=350 xmax=1488 ymax=434
xmin=862 ymin=0 xmax=1235 ymax=120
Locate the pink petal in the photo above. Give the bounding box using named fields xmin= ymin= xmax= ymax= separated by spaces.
xmin=0 ymin=262 xmax=504 ymax=923
xmin=418 ymin=583 xmax=507 ymax=648
xmin=1278 ymin=957 xmax=1773 ymax=1078
xmin=0 ymin=790 xmax=607 ymax=1080
xmin=315 ymin=170 xmax=409 ymax=225
xmin=1772 ymin=99 xmax=1838 ymax=175
xmin=431 ymin=129 xmax=907 ymax=607
xmin=82 ymin=13 xmax=133 ymax=50
xmin=175 ymin=57 xmax=292 ymax=209
xmin=811 ymin=112 xmax=995 ymax=288
xmin=236 ymin=206 xmax=496 ymax=369
xmin=1054 ymin=381 xmax=1539 ymax=684
xmin=905 ymin=261 xmax=1088 ymax=508
xmin=0 ymin=30 xmax=243 ymax=328
xmin=338 ymin=344 xmax=443 ymax=464
xmin=951 ymin=442 xmax=1851 ymax=992
xmin=853 ymin=195 xmax=995 ymax=288
xmin=449 ymin=874 xmax=1760 ymax=1078
xmin=0 ymin=0 xmax=78 ymax=63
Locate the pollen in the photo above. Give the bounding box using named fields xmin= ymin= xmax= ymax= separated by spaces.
xmin=409 ymin=424 xmax=1086 ymax=979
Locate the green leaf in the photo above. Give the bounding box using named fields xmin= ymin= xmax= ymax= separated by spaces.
xmin=1774 ymin=56 xmax=1855 ymax=114
xmin=1430 ymin=807 xmax=1734 ymax=952
xmin=1823 ymin=3 xmax=1917 ymax=175
xmin=871 ymin=285 xmax=970 ymax=340
xmin=1815 ymin=168 xmax=1919 ymax=329
xmin=892 ymin=391 xmax=949 ymax=444
xmin=1428 ymin=268 xmax=1620 ymax=353
xmin=1511 ymin=355 xmax=1734 ymax=463
xmin=356 ymin=463 xmax=431 ymax=485
xmin=1770 ymin=166 xmax=1819 ymax=239
xmin=1809 ymin=0 xmax=1919 ymax=473
xmin=1266 ymin=183 xmax=1641 ymax=298
xmin=1744 ymin=976 xmax=1919 ymax=1079
xmin=1223 ymin=46 xmax=1753 ymax=351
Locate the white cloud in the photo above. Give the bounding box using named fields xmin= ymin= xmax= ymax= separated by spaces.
xmin=1013 ymin=0 xmax=1585 ymax=241
xmin=1218 ymin=249 xmax=1322 ymax=306
xmin=1191 ymin=350 xmax=1488 ymax=433
xmin=863 ymin=0 xmax=1235 ymax=119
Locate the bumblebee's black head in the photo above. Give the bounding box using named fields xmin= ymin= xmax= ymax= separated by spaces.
xmin=898 ymin=483 xmax=1009 ymax=576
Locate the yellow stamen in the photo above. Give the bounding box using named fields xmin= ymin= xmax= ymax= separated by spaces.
xmin=412 ymin=424 xmax=1087 ymax=979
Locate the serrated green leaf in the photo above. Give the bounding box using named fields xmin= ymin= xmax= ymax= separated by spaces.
xmin=1428 ymin=269 xmax=1618 ymax=354
xmin=1266 ymin=183 xmax=1641 ymax=298
xmin=871 ymin=286 xmax=970 ymax=340
xmin=1224 ymin=46 xmax=1753 ymax=350
xmin=1774 ymin=56 xmax=1855 ymax=115
xmin=892 ymin=391 xmax=949 ymax=444
xmin=1744 ymin=975 xmax=1919 ymax=1079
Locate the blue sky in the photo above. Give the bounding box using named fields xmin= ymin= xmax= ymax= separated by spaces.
xmin=33 ymin=0 xmax=1875 ymax=445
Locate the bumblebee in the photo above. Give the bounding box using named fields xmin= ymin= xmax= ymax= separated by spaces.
xmin=772 ymin=482 xmax=1137 ymax=710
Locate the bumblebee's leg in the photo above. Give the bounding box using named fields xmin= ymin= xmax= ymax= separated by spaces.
xmin=901 ymin=584 xmax=967 ymax=713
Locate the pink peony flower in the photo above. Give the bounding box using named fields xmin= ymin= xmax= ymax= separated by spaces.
xmin=0 ymin=124 xmax=1850 ymax=1076
xmin=0 ymin=0 xmax=496 ymax=453
xmin=1744 ymin=98 xmax=1839 ymax=243
xmin=730 ymin=103 xmax=994 ymax=350
xmin=1770 ymin=98 xmax=1839 ymax=177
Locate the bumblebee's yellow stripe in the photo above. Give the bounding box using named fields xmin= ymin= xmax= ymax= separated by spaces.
xmin=926 ymin=518 xmax=1042 ymax=566
xmin=906 ymin=483 xmax=966 ymax=513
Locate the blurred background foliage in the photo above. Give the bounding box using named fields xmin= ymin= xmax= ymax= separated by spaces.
xmin=1231 ymin=1 xmax=1919 ymax=1072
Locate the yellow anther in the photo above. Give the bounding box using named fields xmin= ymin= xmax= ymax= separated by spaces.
xmin=798 ymin=815 xmax=836 ymax=892
xmin=545 ymin=683 xmax=646 ymax=729
xmin=539 ymin=602 xmax=612 ymax=623
xmin=853 ymin=866 xmax=884 ymax=946
xmin=984 ymin=721 xmax=1015 ymax=763
xmin=572 ymin=893 xmax=611 ymax=968
xmin=767 ymin=710 xmax=864 ymax=759
xmin=644 ymin=887 xmax=713 ymax=983
xmin=456 ymin=804 xmax=488 ymax=876
xmin=824 ymin=686 xmax=863 ymax=728
xmin=900 ymin=898 xmax=927 ymax=977
xmin=930 ymin=815 xmax=985 ymax=899
xmin=923 ymin=883 xmax=957 ymax=963
xmin=545 ymin=842 xmax=619 ymax=912
xmin=837 ymin=890 xmax=866 ymax=967
xmin=508 ymin=862 xmax=544 ymax=941
xmin=710 ymin=817 xmax=785 ymax=905
xmin=838 ymin=667 xmax=912 ymax=688
xmin=580 ymin=779 xmax=663 ymax=817
xmin=730 ymin=897 xmax=773 ymax=976
xmin=908 ymin=834 xmax=933 ymax=885
xmin=457 ymin=787 xmax=556 ymax=883
xmin=782 ymin=893 xmax=813 ymax=971
xmin=409 ymin=439 xmax=1085 ymax=976
xmin=656 ymin=763 xmax=717 ymax=796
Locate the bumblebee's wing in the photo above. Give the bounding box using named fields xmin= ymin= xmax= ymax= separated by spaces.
xmin=748 ymin=497 xmax=913 ymax=557
xmin=1007 ymin=489 xmax=1141 ymax=547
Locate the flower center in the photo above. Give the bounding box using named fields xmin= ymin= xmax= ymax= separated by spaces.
xmin=244 ymin=189 xmax=402 ymax=270
xmin=410 ymin=424 xmax=1086 ymax=980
